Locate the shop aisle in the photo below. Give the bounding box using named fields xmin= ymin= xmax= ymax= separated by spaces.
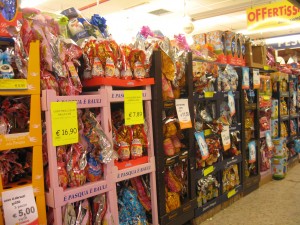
xmin=196 ymin=163 xmax=300 ymax=225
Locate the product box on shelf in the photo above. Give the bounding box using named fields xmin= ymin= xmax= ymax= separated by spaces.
xmin=0 ymin=0 xmax=22 ymax=37
xmin=225 ymin=31 xmax=238 ymax=66
xmin=245 ymin=42 xmax=267 ymax=69
xmin=192 ymin=33 xmax=206 ymax=47
xmin=206 ymin=30 xmax=227 ymax=64
xmin=236 ymin=33 xmax=246 ymax=66
xmin=151 ymin=50 xmax=197 ymax=225
xmin=83 ymin=81 xmax=158 ymax=225
xmin=41 ymin=89 xmax=117 ymax=225
xmin=0 ymin=41 xmax=47 ymax=225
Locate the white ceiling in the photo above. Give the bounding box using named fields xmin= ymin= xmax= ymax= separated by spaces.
xmin=31 ymin=0 xmax=300 ymax=43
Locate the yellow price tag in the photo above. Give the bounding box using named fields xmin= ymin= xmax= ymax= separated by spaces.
xmin=263 ymin=65 xmax=269 ymax=71
xmin=204 ymin=92 xmax=214 ymax=98
xmin=124 ymin=90 xmax=144 ymax=126
xmin=51 ymin=102 xmax=78 ymax=146
xmin=203 ymin=166 xmax=214 ymax=176
xmin=204 ymin=129 xmax=212 ymax=136
xmin=0 ymin=79 xmax=28 ymax=90
xmin=263 ymin=95 xmax=270 ymax=100
xmin=227 ymin=188 xmax=236 ymax=198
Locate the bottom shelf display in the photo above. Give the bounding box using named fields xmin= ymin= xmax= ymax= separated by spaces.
xmin=117 ymin=175 xmax=152 ymax=225
xmin=47 ymin=193 xmax=113 ymax=225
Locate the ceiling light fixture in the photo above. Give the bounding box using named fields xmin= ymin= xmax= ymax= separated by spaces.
xmin=20 ymin=0 xmax=48 ymax=8
xmin=182 ymin=0 xmax=194 ymax=34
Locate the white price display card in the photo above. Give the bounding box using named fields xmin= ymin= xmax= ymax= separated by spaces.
xmin=253 ymin=68 xmax=260 ymax=89
xmin=2 ymin=186 xmax=38 ymax=225
xmin=175 ymin=99 xmax=192 ymax=129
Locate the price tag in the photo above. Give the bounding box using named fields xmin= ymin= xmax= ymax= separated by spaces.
xmin=51 ymin=101 xmax=78 ymax=146
xmin=221 ymin=125 xmax=231 ymax=151
xmin=2 ymin=186 xmax=38 ymax=225
xmin=228 ymin=91 xmax=236 ymax=116
xmin=175 ymin=99 xmax=192 ymax=129
xmin=263 ymin=65 xmax=269 ymax=71
xmin=227 ymin=188 xmax=236 ymax=198
xmin=124 ymin=90 xmax=144 ymax=125
xmin=203 ymin=166 xmax=214 ymax=176
xmin=253 ymin=69 xmax=260 ymax=89
xmin=0 ymin=79 xmax=28 ymax=90
xmin=204 ymin=91 xmax=214 ymax=98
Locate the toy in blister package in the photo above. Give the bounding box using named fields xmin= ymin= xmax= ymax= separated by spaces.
xmin=222 ymin=164 xmax=240 ymax=193
xmin=193 ymin=61 xmax=218 ymax=93
xmin=197 ymin=175 xmax=220 ymax=207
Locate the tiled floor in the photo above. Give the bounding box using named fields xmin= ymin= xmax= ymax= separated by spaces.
xmin=196 ymin=163 xmax=300 ymax=225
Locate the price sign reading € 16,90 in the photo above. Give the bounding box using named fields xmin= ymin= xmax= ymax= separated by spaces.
xmin=2 ymin=186 xmax=39 ymax=225
xmin=124 ymin=90 xmax=144 ymax=126
xmin=51 ymin=101 xmax=78 ymax=146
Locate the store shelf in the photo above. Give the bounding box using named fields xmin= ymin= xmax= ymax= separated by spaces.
xmin=280 ymin=115 xmax=290 ymax=121
xmin=0 ymin=41 xmax=47 ymax=225
xmin=245 ymin=103 xmax=257 ymax=110
xmin=194 ymin=196 xmax=223 ymax=217
xmin=113 ymin=157 xmax=155 ymax=182
xmin=160 ymin=199 xmax=197 ymax=225
xmin=46 ymin=180 xmax=110 ymax=208
xmin=193 ymin=91 xmax=240 ymax=102
xmin=243 ymin=175 xmax=261 ymax=196
xmin=221 ymin=185 xmax=243 ymax=202
xmin=42 ymin=89 xmax=116 ymax=225
xmin=195 ymin=161 xmax=223 ymax=180
xmin=222 ymin=155 xmax=243 ymax=169
xmin=82 ymin=77 xmax=155 ymax=88
xmin=290 ymin=114 xmax=299 ymax=119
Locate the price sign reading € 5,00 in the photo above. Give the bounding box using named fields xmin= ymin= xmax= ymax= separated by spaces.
xmin=51 ymin=101 xmax=78 ymax=146
xmin=2 ymin=186 xmax=39 ymax=225
xmin=124 ymin=90 xmax=144 ymax=126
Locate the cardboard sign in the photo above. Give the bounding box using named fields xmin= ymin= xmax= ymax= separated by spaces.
xmin=2 ymin=186 xmax=39 ymax=225
xmin=124 ymin=90 xmax=144 ymax=125
xmin=51 ymin=101 xmax=78 ymax=146
xmin=175 ymin=99 xmax=192 ymax=129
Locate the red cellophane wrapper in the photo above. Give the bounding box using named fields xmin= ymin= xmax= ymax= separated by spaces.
xmin=120 ymin=44 xmax=133 ymax=79
xmin=164 ymin=167 xmax=182 ymax=193
xmin=41 ymin=70 xmax=60 ymax=95
xmin=130 ymin=176 xmax=151 ymax=211
xmin=67 ymin=143 xmax=87 ymax=188
xmin=93 ymin=194 xmax=107 ymax=224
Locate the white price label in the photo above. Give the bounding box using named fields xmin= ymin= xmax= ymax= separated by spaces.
xmin=228 ymin=91 xmax=236 ymax=116
xmin=253 ymin=69 xmax=260 ymax=89
xmin=293 ymin=91 xmax=297 ymax=107
xmin=221 ymin=126 xmax=231 ymax=151
xmin=2 ymin=186 xmax=38 ymax=225
xmin=242 ymin=67 xmax=250 ymax=89
xmin=175 ymin=99 xmax=192 ymax=129
xmin=248 ymin=141 xmax=256 ymax=163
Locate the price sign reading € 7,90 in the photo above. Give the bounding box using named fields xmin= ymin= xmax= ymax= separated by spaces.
xmin=124 ymin=90 xmax=144 ymax=126
xmin=51 ymin=101 xmax=78 ymax=146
